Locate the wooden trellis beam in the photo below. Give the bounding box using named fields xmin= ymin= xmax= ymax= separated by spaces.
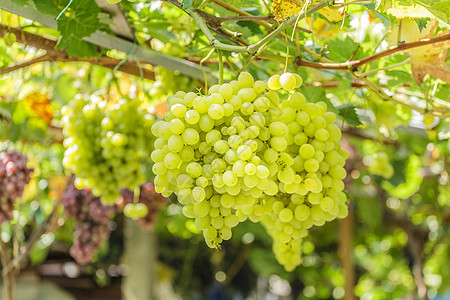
xmin=0 ymin=0 xmax=216 ymax=82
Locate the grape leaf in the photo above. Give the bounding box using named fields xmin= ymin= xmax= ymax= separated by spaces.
xmin=0 ymin=46 xmax=13 ymax=68
xmin=386 ymin=19 xmax=450 ymax=85
xmin=408 ymin=25 xmax=450 ymax=85
xmin=30 ymin=0 xmax=60 ymax=15
xmin=98 ymin=12 xmax=115 ymax=27
xmin=415 ymin=17 xmax=431 ymax=31
xmin=57 ymin=1 xmax=103 ymax=39
xmin=57 ymin=36 xmax=99 ymax=58
xmin=412 ymin=0 xmax=450 ymax=23
xmin=55 ymin=0 xmax=106 ymax=58
xmin=327 ymin=36 xmax=360 ymax=63
xmin=8 ymin=0 xmax=29 ymax=6
xmin=182 ymin=0 xmax=193 ymax=9
xmin=381 ymin=155 xmax=423 ymax=199
xmin=272 ymin=0 xmax=342 ymax=22
xmin=356 ymin=196 xmax=382 ymax=229
xmin=298 ymin=86 xmax=338 ymax=114
xmin=377 ymin=0 xmax=436 ymax=18
xmin=22 ymin=92 xmax=53 ymax=124
xmin=336 ymin=104 xmax=363 ymax=126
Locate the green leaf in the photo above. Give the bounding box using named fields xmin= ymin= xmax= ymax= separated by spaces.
xmin=415 ymin=17 xmax=431 ymax=31
xmin=182 ymin=0 xmax=193 ymax=9
xmin=145 ymin=28 xmax=177 ymax=43
xmin=56 ymin=36 xmax=98 ymax=58
xmin=356 ymin=196 xmax=382 ymax=229
xmin=336 ymin=104 xmax=363 ymax=126
xmin=55 ymin=0 xmax=106 ymax=58
xmin=327 ymin=36 xmax=359 ymax=63
xmin=385 ymin=70 xmax=415 ymax=89
xmin=29 ymin=241 xmax=50 ymax=265
xmin=248 ymin=248 xmax=293 ymax=278
xmin=30 ymin=0 xmax=60 ymax=15
xmin=382 ymin=155 xmax=423 ymax=199
xmin=298 ymin=86 xmax=338 ymax=114
xmin=237 ymin=20 xmax=263 ymax=35
xmin=98 ymin=12 xmax=115 ymax=27
xmin=412 ymin=0 xmax=450 ymax=23
xmin=9 ymin=0 xmax=29 ymax=6
xmin=11 ymin=101 xmax=28 ymax=124
xmin=57 ymin=2 xmax=103 ymax=40
xmin=376 ymin=0 xmax=438 ymax=18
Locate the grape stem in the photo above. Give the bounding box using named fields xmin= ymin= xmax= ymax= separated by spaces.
xmin=295 ymin=32 xmax=450 ymax=70
xmin=200 ymin=49 xmax=215 ymax=93
xmin=133 ymin=186 xmax=140 ymax=205
xmin=360 ymin=76 xmax=450 ymax=118
xmin=207 ymin=0 xmax=311 ymax=34
xmin=217 ymin=49 xmax=224 ymax=85
xmin=188 ymin=1 xmax=327 ymax=54
xmin=246 ymin=1 xmax=327 ymax=54
xmin=356 ymin=58 xmax=411 ymax=77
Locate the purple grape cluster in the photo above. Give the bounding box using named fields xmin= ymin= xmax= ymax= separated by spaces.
xmin=0 ymin=151 xmax=33 ymax=224
xmin=62 ymin=184 xmax=115 ymax=264
xmin=120 ymin=183 xmax=167 ymax=230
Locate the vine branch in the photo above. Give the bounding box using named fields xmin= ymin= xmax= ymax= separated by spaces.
xmin=362 ymin=76 xmax=450 ymax=118
xmin=0 ymin=25 xmax=155 ymax=80
xmin=189 ymin=1 xmax=327 ymax=54
xmin=295 ymin=33 xmax=450 ymax=70
xmin=0 ymin=55 xmax=51 ymax=75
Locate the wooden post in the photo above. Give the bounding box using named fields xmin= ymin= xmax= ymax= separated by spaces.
xmin=123 ymin=219 xmax=156 ymax=300
xmin=339 ymin=211 xmax=355 ymax=300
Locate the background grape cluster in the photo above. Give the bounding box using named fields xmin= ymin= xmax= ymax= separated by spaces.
xmin=0 ymin=151 xmax=33 ymax=225
xmin=151 ymin=72 xmax=349 ymax=270
xmin=62 ymin=183 xmax=116 ymax=264
xmin=62 ymin=96 xmax=156 ymax=205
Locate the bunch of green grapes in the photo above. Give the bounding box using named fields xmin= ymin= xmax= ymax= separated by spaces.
xmin=62 ymin=95 xmax=156 ymax=204
xmin=151 ymin=72 xmax=349 ymax=270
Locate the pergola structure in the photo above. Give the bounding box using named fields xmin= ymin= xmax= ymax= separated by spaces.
xmin=0 ymin=0 xmax=215 ymax=81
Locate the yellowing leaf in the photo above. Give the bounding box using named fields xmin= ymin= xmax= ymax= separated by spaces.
xmin=386 ymin=18 xmax=421 ymax=45
xmin=306 ymin=17 xmax=340 ymax=39
xmin=382 ymin=0 xmax=435 ymax=19
xmin=318 ymin=6 xmax=342 ymax=22
xmin=273 ymin=0 xmax=304 ymax=21
xmin=410 ymin=31 xmax=450 ymax=85
xmin=22 ymin=92 xmax=54 ymax=124
xmin=48 ymin=175 xmax=70 ymax=199
xmin=386 ymin=20 xmax=449 ymax=85
xmin=272 ymin=0 xmax=343 ymax=23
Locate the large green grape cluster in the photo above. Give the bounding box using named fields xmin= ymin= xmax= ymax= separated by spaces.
xmin=151 ymin=72 xmax=348 ymax=270
xmin=62 ymin=96 xmax=155 ymax=204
